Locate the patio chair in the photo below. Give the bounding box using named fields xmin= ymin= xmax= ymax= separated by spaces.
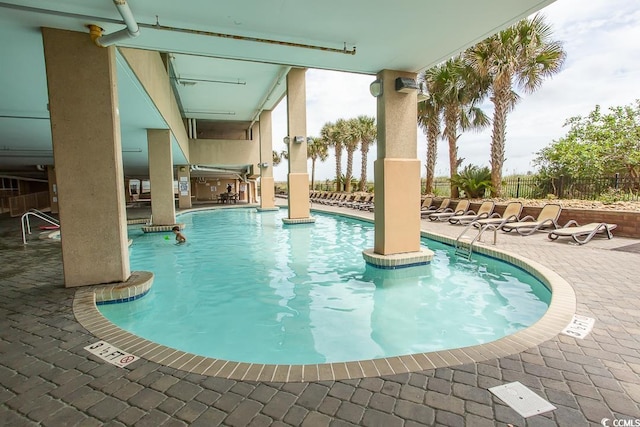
xmin=420 ymin=196 xmax=434 ymax=211
xmin=427 ymin=199 xmax=471 ymax=221
xmin=320 ymin=193 xmax=339 ymax=204
xmin=336 ymin=193 xmax=360 ymax=207
xmin=421 ymin=198 xmax=451 ymax=217
xmin=473 ymin=201 xmax=523 ymax=230
xmin=346 ymin=194 xmax=369 ymax=209
xmin=501 ymin=204 xmax=562 ymax=236
xmin=349 ymin=194 xmax=373 ymax=209
xmin=327 ymin=193 xmax=348 ymax=206
xmin=448 ymin=200 xmax=495 ymax=225
xmin=360 ymin=195 xmax=375 ymax=210
xmin=548 ymin=221 xmax=617 ymax=245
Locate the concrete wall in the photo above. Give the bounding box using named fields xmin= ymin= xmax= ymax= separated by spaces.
xmin=189 ymin=139 xmax=260 ymax=171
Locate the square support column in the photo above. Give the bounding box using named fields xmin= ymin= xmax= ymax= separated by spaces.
xmin=148 ymin=129 xmax=176 ymax=225
xmin=258 ymin=110 xmax=277 ymax=211
xmin=42 ymin=28 xmax=130 ymax=287
xmin=177 ymin=165 xmax=191 ymax=209
xmin=284 ymin=68 xmax=313 ymax=223
xmin=364 ymin=70 xmax=433 ymax=268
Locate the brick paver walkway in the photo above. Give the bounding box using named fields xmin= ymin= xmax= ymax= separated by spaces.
xmin=1 ymin=203 xmax=639 ymax=426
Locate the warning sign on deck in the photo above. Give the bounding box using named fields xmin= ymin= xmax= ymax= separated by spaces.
xmin=561 ymin=314 xmax=595 ymax=339
xmin=84 ymin=341 xmax=139 ymax=368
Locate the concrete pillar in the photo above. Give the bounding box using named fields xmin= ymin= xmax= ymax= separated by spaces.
xmin=147 ymin=129 xmax=176 ymax=225
xmin=258 ymin=110 xmax=276 ymax=210
xmin=42 ymin=28 xmax=130 ymax=287
xmin=366 ymin=70 xmax=432 ymax=265
xmin=177 ymin=165 xmax=191 ymax=209
xmin=285 ymin=68 xmax=313 ymax=223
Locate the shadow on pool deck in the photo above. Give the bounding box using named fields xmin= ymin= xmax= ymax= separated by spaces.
xmin=1 ymin=202 xmax=640 ymax=426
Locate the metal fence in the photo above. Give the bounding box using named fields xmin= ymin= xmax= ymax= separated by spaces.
xmin=429 ymin=174 xmax=640 ymax=201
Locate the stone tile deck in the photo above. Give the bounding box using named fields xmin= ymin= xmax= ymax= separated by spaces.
xmin=1 ymin=202 xmax=639 ymax=426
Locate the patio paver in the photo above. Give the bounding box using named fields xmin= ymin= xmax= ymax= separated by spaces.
xmin=1 ymin=201 xmax=639 ymax=426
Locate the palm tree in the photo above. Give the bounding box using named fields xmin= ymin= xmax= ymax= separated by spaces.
xmin=352 ymin=115 xmax=376 ymax=192
xmin=465 ymin=14 xmax=566 ymax=196
xmin=417 ymin=74 xmax=442 ymax=195
xmin=341 ymin=118 xmax=360 ymax=193
xmin=307 ymin=136 xmax=329 ymax=190
xmin=320 ymin=121 xmax=343 ymax=191
xmin=428 ymin=57 xmax=490 ymax=198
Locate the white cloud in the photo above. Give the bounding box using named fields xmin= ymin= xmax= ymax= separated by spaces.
xmin=273 ymin=0 xmax=640 ymax=181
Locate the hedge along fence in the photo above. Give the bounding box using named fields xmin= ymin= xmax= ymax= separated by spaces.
xmin=429 ymin=174 xmax=640 ymax=201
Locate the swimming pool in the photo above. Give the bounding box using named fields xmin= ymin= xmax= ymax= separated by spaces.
xmin=100 ymin=208 xmax=551 ymax=365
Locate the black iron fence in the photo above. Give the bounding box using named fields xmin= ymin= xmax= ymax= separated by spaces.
xmin=429 ymin=174 xmax=640 ymax=201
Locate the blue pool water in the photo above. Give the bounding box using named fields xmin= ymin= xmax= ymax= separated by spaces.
xmin=101 ymin=209 xmax=551 ymax=365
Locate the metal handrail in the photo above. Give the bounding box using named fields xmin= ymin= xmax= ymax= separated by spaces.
xmin=21 ymin=211 xmax=60 ymax=245
xmin=28 ymin=208 xmax=59 ymax=225
xmin=455 ymin=223 xmax=498 ymax=260
xmin=473 ymin=224 xmax=498 ymax=246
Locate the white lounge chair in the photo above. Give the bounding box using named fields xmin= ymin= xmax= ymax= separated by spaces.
xmin=501 ymin=204 xmax=562 ymax=236
xmin=449 ymin=200 xmax=495 ymax=225
xmin=473 ymin=201 xmax=523 ymax=230
xmin=548 ymin=221 xmax=617 ymax=245
xmin=421 ymin=198 xmax=451 ymax=217
xmin=428 ymin=200 xmax=471 ymax=222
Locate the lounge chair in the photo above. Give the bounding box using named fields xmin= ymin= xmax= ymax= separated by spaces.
xmin=548 ymin=221 xmax=617 ymax=245
xmin=320 ymin=193 xmax=339 ymax=204
xmin=327 ymin=193 xmax=348 ymax=206
xmin=473 ymin=201 xmax=523 ymax=230
xmin=346 ymin=194 xmax=369 ymax=208
xmin=420 ymin=197 xmax=434 ymax=211
xmin=501 ymin=204 xmax=562 ymax=236
xmin=427 ymin=199 xmax=470 ymax=221
xmin=448 ymin=200 xmax=495 ymax=225
xmin=421 ymin=198 xmax=451 ymax=217
xmin=339 ymin=194 xmax=359 ymax=207
xmin=351 ymin=194 xmax=376 ymax=211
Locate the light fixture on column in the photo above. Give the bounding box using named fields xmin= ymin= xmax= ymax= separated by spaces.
xmin=417 ymin=82 xmax=429 ymax=102
xmin=395 ymin=77 xmax=418 ymax=93
xmin=283 ymin=136 xmax=290 ymax=144
xmin=369 ymin=79 xmax=383 ymax=97
xmin=294 ymin=136 xmax=305 ymax=144
xmin=179 ymin=166 xmax=186 ymax=172
xmin=259 ymin=162 xmax=269 ymax=168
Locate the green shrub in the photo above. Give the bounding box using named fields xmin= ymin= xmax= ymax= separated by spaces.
xmin=450 ymin=165 xmax=493 ymax=198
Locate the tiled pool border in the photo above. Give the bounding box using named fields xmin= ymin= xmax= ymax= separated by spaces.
xmin=72 ymin=206 xmax=576 ymax=382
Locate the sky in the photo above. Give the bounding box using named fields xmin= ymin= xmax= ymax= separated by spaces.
xmin=269 ymin=0 xmax=640 ymax=183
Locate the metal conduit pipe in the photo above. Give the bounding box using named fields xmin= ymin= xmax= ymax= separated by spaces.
xmin=142 ymin=20 xmax=356 ymax=56
xmin=90 ymin=0 xmax=140 ymax=47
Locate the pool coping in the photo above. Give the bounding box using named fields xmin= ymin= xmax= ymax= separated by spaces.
xmin=72 ymin=206 xmax=576 ymax=382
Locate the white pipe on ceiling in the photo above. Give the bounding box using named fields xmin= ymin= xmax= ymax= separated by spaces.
xmin=91 ymin=0 xmax=140 ymax=47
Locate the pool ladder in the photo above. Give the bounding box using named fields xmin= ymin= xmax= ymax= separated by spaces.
xmin=454 ymin=223 xmax=498 ymax=260
xmin=21 ymin=208 xmax=60 ymax=244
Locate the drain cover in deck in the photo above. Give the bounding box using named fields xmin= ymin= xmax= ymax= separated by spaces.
xmin=489 ymin=381 xmax=556 ymax=418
